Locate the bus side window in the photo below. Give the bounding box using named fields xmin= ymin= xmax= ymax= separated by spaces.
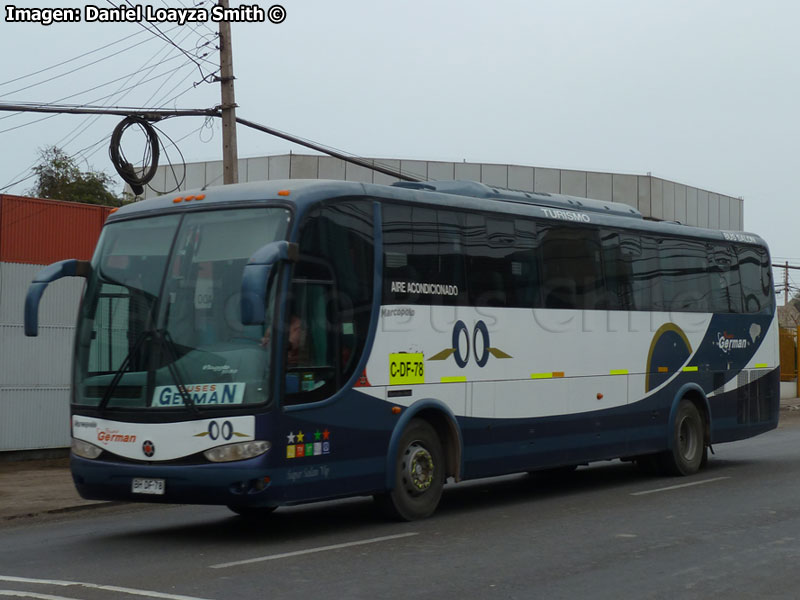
xmin=464 ymin=214 xmax=516 ymax=307
xmin=759 ymin=249 xmax=774 ymax=308
xmin=382 ymin=204 xmax=468 ymax=307
xmin=512 ymin=218 xmax=542 ymax=308
xmin=633 ymin=235 xmax=661 ymax=311
xmin=437 ymin=210 xmax=468 ymax=305
xmin=739 ymin=246 xmax=772 ymax=313
xmin=710 ymin=244 xmax=742 ymax=313
xmin=382 ymin=204 xmax=417 ymax=304
xmin=659 ymin=238 xmax=711 ymax=312
xmin=600 ymin=230 xmax=632 ymax=311
xmin=412 ymin=207 xmax=439 ymax=285
xmin=540 ymin=226 xmax=603 ymax=310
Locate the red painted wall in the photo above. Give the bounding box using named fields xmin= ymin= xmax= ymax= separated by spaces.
xmin=0 ymin=195 xmax=112 ymax=264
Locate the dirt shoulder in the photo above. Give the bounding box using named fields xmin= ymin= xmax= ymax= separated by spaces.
xmin=0 ymin=457 xmax=107 ymax=522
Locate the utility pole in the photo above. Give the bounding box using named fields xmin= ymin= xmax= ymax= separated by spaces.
xmin=786 ymin=261 xmax=790 ymax=306
xmin=218 ymin=0 xmax=239 ymax=184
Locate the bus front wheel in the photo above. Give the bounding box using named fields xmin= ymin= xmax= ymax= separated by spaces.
xmin=660 ymin=399 xmax=706 ymax=476
xmin=376 ymin=419 xmax=445 ymax=521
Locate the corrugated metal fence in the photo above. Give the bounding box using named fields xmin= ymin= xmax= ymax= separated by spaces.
xmin=0 ymin=195 xmax=108 ymax=451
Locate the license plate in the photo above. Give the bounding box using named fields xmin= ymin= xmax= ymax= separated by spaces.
xmin=132 ymin=478 xmax=165 ymax=495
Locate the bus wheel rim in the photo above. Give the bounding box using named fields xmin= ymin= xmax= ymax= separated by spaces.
xmin=404 ymin=443 xmax=434 ymax=494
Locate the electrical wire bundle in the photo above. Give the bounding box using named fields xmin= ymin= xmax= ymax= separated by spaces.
xmin=109 ymin=115 xmax=160 ymax=196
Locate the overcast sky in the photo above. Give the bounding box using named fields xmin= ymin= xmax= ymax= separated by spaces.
xmin=1 ymin=1 xmax=798 ymax=289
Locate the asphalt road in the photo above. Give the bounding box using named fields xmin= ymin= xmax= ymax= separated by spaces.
xmin=2 ymin=419 xmax=800 ymax=600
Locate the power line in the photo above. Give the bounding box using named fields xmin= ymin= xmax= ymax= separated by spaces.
xmin=136 ymin=28 xmax=219 ymax=108
xmin=234 ymin=116 xmax=421 ymax=182
xmin=0 ymin=112 xmax=58 ymax=135
xmin=63 ymin=28 xmax=206 ymax=151
xmin=146 ymin=121 xmax=188 ymax=194
xmin=0 ymin=62 xmax=204 ymax=136
xmin=0 ymin=29 xmax=147 ymax=88
xmin=774 ymin=262 xmax=800 ymax=304
xmin=1 ymin=27 xmax=209 ymax=191
xmin=77 ymin=23 xmax=215 ymax=132
xmin=0 ymin=22 xmax=209 ymax=181
xmin=152 ymin=67 xmax=207 ymax=110
xmin=0 ymin=103 xmax=216 ymax=192
xmin=75 ymin=66 xmax=206 ymax=168
xmin=3 ymin=4 xmax=220 ymax=192
xmin=0 ymin=54 xmax=190 ymax=124
xmin=0 ymin=102 xmax=218 ymax=119
xmin=0 ymin=32 xmax=176 ymax=99
xmin=163 ymin=0 xmax=218 ymax=39
xmin=0 ymin=171 xmax=38 ymax=193
xmin=0 ymin=105 xmax=423 ymax=189
xmin=3 ymin=25 xmax=199 ymax=120
xmin=106 ymin=0 xmax=219 ymax=80
xmin=0 ymin=11 xmax=220 ymax=194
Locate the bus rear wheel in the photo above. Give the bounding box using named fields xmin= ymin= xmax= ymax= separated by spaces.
xmin=376 ymin=419 xmax=445 ymax=521
xmin=659 ymin=399 xmax=706 ymax=476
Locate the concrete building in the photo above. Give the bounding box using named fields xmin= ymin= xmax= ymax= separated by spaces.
xmin=142 ymin=154 xmax=745 ymax=231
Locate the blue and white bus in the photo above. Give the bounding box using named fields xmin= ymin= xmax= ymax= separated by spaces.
xmin=25 ymin=179 xmax=778 ymax=520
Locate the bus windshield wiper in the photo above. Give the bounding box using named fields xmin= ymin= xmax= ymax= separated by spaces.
xmin=98 ymin=329 xmax=199 ymax=415
xmin=157 ymin=329 xmax=200 ymax=415
xmin=98 ymin=328 xmax=153 ymax=411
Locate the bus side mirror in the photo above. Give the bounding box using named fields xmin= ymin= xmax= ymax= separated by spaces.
xmin=241 ymin=241 xmax=298 ymax=325
xmin=25 ymin=259 xmax=92 ymax=337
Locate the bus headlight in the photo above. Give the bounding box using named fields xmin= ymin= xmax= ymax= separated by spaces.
xmin=71 ymin=438 xmax=102 ymax=459
xmin=204 ymin=440 xmax=271 ymax=463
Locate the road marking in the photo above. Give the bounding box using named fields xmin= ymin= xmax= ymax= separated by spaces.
xmin=210 ymin=532 xmax=419 ymax=569
xmin=0 ymin=576 xmax=215 ymax=600
xmin=630 ymin=476 xmax=731 ymax=496
xmin=0 ymin=592 xmax=80 ymax=600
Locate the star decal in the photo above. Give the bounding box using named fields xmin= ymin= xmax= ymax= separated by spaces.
xmin=314 ymin=430 xmax=321 ymax=441
xmin=297 ymin=431 xmax=305 ymax=443
xmin=287 ymin=431 xmax=296 ymax=444
xmin=322 ymin=429 xmax=330 ymax=440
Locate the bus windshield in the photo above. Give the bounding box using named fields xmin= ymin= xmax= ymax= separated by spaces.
xmin=74 ymin=207 xmax=291 ymax=410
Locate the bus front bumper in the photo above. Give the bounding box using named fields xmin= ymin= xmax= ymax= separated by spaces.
xmin=70 ymin=454 xmax=279 ymax=507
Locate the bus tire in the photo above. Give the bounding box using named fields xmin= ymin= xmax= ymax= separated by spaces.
xmin=659 ymin=399 xmax=706 ymax=476
xmin=227 ymin=505 xmax=277 ymax=518
xmin=376 ymin=419 xmax=445 ymax=521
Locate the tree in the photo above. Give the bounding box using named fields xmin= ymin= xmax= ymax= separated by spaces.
xmin=29 ymin=146 xmax=127 ymax=207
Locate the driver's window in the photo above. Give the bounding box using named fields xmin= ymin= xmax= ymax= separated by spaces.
xmin=283 ymin=199 xmax=374 ymax=406
xmin=284 ymin=259 xmax=337 ymax=402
